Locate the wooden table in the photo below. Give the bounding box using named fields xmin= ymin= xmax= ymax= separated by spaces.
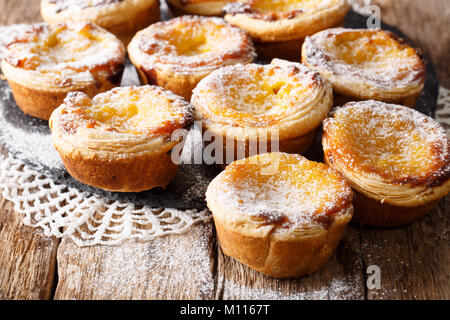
xmin=0 ymin=0 xmax=449 ymax=300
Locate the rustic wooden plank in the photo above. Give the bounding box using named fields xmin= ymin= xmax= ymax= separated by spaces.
xmin=217 ymin=226 xmax=365 ymax=300
xmin=54 ymin=222 xmax=216 ymax=299
xmin=360 ymin=196 xmax=449 ymax=300
xmin=0 ymin=197 xmax=59 ymax=299
xmin=1 ymin=0 xmax=42 ymax=24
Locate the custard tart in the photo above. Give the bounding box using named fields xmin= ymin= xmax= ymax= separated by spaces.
xmin=302 ymin=28 xmax=426 ymax=107
xmin=206 ymin=152 xmax=353 ymax=278
xmin=191 ymin=59 xmax=333 ymax=165
xmin=224 ymin=0 xmax=349 ymax=61
xmin=166 ymin=0 xmax=234 ymax=16
xmin=322 ymin=101 xmax=450 ymax=227
xmin=40 ymin=0 xmax=160 ymax=45
xmin=128 ymin=15 xmax=255 ymax=100
xmin=1 ymin=22 xmax=126 ymax=120
xmin=49 ymin=85 xmax=193 ymax=192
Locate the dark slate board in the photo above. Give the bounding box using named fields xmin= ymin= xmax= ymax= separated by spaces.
xmin=0 ymin=11 xmax=439 ymax=210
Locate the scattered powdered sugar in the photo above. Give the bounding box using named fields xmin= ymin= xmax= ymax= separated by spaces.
xmin=325 ymin=100 xmax=449 ymax=183
xmin=0 ymin=24 xmax=32 ymax=64
xmin=47 ymin=0 xmax=123 ymax=13
xmin=223 ymin=0 xmax=338 ymax=21
xmin=210 ymin=153 xmax=352 ymax=229
xmin=4 ymin=22 xmax=125 ymax=86
xmin=222 ymin=280 xmax=328 ymax=300
xmin=192 ymin=61 xmax=325 ymax=128
xmin=303 ymin=28 xmax=425 ymax=89
xmin=0 ymin=60 xmax=219 ymax=210
xmin=133 ymin=15 xmax=255 ymax=73
xmin=0 ymin=82 xmax=63 ymax=170
xmin=58 ymin=223 xmax=215 ymax=299
xmin=346 ymin=0 xmax=374 ymax=16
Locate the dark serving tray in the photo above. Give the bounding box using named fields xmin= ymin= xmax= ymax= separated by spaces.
xmin=0 ymin=11 xmax=439 ymax=211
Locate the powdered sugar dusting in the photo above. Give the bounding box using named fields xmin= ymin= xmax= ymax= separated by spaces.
xmin=0 ymin=24 xmax=31 ymax=64
xmin=208 ymin=153 xmax=352 ymax=229
xmin=324 ymin=100 xmax=449 ymax=184
xmin=47 ymin=0 xmax=123 ymax=13
xmin=303 ymin=28 xmax=425 ymax=90
xmin=0 ymin=82 xmax=63 ymax=169
xmin=58 ymin=223 xmax=215 ymax=299
xmin=192 ymin=60 xmax=327 ymax=128
xmin=131 ymin=15 xmax=255 ymax=74
xmin=4 ymin=22 xmax=125 ymax=86
xmin=56 ymin=85 xmax=193 ymax=136
xmin=224 ymin=0 xmax=339 ymax=21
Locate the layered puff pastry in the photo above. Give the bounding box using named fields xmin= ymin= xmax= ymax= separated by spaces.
xmin=302 ymin=28 xmax=426 ymax=107
xmin=49 ymin=85 xmax=193 ymax=192
xmin=322 ymin=101 xmax=450 ymax=227
xmin=1 ymin=22 xmax=126 ymax=120
xmin=206 ymin=152 xmax=353 ymax=278
xmin=40 ymin=0 xmax=160 ymax=45
xmin=224 ymin=0 xmax=349 ymax=61
xmin=166 ymin=0 xmax=234 ymax=16
xmin=191 ymin=59 xmax=333 ymax=165
xmin=128 ymin=15 xmax=255 ymax=100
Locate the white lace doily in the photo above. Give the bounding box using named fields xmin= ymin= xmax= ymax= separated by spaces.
xmin=0 ymin=153 xmax=210 ymax=246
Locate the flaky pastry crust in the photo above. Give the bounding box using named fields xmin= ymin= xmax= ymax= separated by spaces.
xmin=40 ymin=0 xmax=160 ymax=44
xmin=206 ymin=152 xmax=353 ymax=278
xmin=323 ymin=101 xmax=450 ymax=227
xmin=224 ymin=0 xmax=349 ymax=60
xmin=1 ymin=22 xmax=126 ymax=120
xmin=302 ymin=28 xmax=426 ymax=107
xmin=166 ymin=0 xmax=234 ymax=16
xmin=191 ymin=59 xmax=333 ymax=164
xmin=128 ymin=15 xmax=255 ymax=100
xmin=49 ymin=85 xmax=193 ymax=192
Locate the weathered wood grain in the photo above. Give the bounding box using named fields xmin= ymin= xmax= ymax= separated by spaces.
xmin=54 ymin=222 xmax=216 ymax=300
xmin=0 ymin=198 xmax=59 ymax=299
xmin=217 ymin=226 xmax=365 ymax=300
xmin=1 ymin=0 xmax=42 ymax=25
xmin=361 ymin=196 xmax=449 ymax=300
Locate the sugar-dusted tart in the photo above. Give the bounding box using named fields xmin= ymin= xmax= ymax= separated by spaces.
xmin=302 ymin=28 xmax=426 ymax=107
xmin=224 ymin=0 xmax=349 ymax=61
xmin=322 ymin=101 xmax=450 ymax=227
xmin=1 ymin=22 xmax=126 ymax=120
xmin=49 ymin=85 xmax=193 ymax=192
xmin=191 ymin=59 xmax=333 ymax=165
xmin=206 ymin=152 xmax=353 ymax=278
xmin=40 ymin=0 xmax=160 ymax=45
xmin=128 ymin=15 xmax=255 ymax=100
xmin=166 ymin=0 xmax=234 ymax=16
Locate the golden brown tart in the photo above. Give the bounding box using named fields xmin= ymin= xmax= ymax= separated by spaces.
xmin=166 ymin=0 xmax=235 ymax=16
xmin=49 ymin=85 xmax=193 ymax=192
xmin=302 ymin=28 xmax=426 ymax=107
xmin=322 ymin=101 xmax=450 ymax=227
xmin=191 ymin=59 xmax=333 ymax=165
xmin=128 ymin=15 xmax=255 ymax=100
xmin=1 ymin=22 xmax=126 ymax=120
xmin=40 ymin=0 xmax=160 ymax=45
xmin=206 ymin=152 xmax=353 ymax=278
xmin=224 ymin=0 xmax=349 ymax=61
